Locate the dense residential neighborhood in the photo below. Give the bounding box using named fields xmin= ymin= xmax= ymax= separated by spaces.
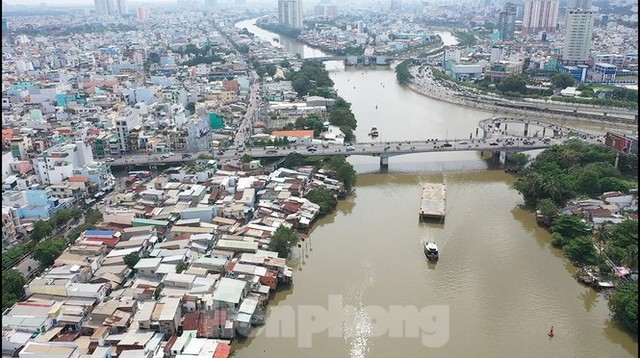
xmin=1 ymin=0 xmax=638 ymax=356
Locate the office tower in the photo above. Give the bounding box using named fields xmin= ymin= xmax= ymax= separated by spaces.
xmin=562 ymin=8 xmax=595 ymax=64
xmin=136 ymin=7 xmax=149 ymax=21
xmin=522 ymin=0 xmax=559 ymax=34
xmin=2 ymin=18 xmax=7 ymax=32
xmin=278 ymin=0 xmax=303 ymax=29
xmin=497 ymin=2 xmax=517 ymax=40
xmin=94 ymin=0 xmax=108 ymax=15
xmin=567 ymin=0 xmax=591 ymax=9
xmin=117 ymin=0 xmax=127 ymax=15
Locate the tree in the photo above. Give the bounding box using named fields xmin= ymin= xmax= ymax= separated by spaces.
xmin=53 ymin=209 xmax=72 ymax=227
xmin=325 ymin=156 xmax=357 ymax=191
xmin=70 ymin=208 xmax=83 ymax=220
xmin=551 ymin=72 xmax=576 ymax=89
xmin=185 ymin=102 xmax=196 ymax=113
xmin=282 ymin=152 xmax=306 ymax=169
xmin=536 ymin=198 xmax=559 ymax=223
xmin=123 ymin=252 xmax=141 ymax=270
xmin=280 ymin=59 xmax=291 ymax=68
xmin=563 ymin=235 xmax=598 ymax=265
xmin=292 ymin=76 xmax=311 ymax=97
xmin=506 ymin=152 xmax=529 ymax=168
xmin=497 ymin=75 xmax=527 ymax=94
xmin=33 ymin=237 xmax=67 ymax=267
xmin=85 ymin=209 xmax=103 ymax=225
xmin=576 ymin=169 xmax=601 ymax=195
xmin=2 ymin=269 xmax=26 ymax=309
xmin=31 ymin=220 xmax=54 ymax=241
xmin=550 ymin=214 xmax=591 ymax=246
xmin=608 ymin=283 xmax=638 ymax=334
xmin=306 ymin=188 xmax=338 ymax=216
xmin=176 ymin=262 xmax=188 ymax=273
xmin=395 ymin=60 xmax=414 ymax=84
xmin=266 ymin=64 xmax=277 ymax=77
xmin=267 ymin=225 xmax=299 ymax=258
xmin=241 ymin=154 xmax=253 ymax=163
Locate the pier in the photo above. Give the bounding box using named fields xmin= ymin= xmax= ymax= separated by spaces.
xmin=419 ymin=183 xmax=446 ymax=221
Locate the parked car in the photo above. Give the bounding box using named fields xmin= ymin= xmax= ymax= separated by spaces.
xmin=346 ymin=146 xmax=355 ymax=151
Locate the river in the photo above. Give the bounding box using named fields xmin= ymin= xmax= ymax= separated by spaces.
xmin=233 ymin=19 xmax=638 ymax=358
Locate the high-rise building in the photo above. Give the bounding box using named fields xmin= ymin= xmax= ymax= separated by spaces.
xmin=94 ymin=0 xmax=108 ymax=15
xmin=497 ymin=2 xmax=517 ymax=40
xmin=522 ymin=0 xmax=559 ymax=34
xmin=567 ymin=0 xmax=591 ymax=10
xmin=562 ymin=8 xmax=595 ymax=64
xmin=278 ymin=0 xmax=303 ymax=29
xmin=117 ymin=0 xmax=127 ymax=15
xmin=136 ymin=7 xmax=149 ymax=21
xmin=94 ymin=0 xmax=118 ymax=16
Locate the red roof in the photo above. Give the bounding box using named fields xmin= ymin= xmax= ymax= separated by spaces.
xmin=84 ymin=236 xmax=120 ymax=247
xmin=182 ymin=312 xmax=201 ymax=331
xmin=68 ymin=176 xmax=89 ymax=182
xmin=213 ymin=343 xmax=232 ymax=358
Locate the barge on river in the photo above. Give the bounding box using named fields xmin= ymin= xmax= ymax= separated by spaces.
xmin=419 ymin=183 xmax=446 ymax=221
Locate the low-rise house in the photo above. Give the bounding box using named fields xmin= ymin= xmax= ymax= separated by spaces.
xmin=134 ymin=258 xmax=164 ymax=279
xmin=211 ymin=277 xmax=249 ymax=310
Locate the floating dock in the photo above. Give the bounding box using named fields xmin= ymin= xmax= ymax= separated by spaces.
xmin=419 ymin=183 xmax=446 ymax=221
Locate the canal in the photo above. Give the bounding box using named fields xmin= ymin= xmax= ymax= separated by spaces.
xmin=233 ymin=19 xmax=638 ymax=358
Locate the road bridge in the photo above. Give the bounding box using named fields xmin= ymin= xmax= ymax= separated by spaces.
xmin=107 ymin=117 xmax=603 ymax=170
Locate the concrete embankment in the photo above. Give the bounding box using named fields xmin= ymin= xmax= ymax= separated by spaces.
xmin=407 ymin=83 xmax=638 ymax=134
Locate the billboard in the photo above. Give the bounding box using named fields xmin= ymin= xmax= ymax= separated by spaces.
xmin=604 ymin=132 xmax=638 ymax=155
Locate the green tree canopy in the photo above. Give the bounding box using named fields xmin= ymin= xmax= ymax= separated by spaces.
xmin=551 ymin=72 xmax=576 ymax=89
xmin=31 ymin=220 xmax=54 ymax=241
xmin=33 ymin=237 xmax=67 ymax=267
xmin=608 ymin=283 xmax=638 ymax=335
xmin=306 ymin=188 xmax=338 ymax=216
xmin=268 ymin=225 xmax=300 ymax=258
xmin=536 ymin=198 xmax=559 ymax=222
xmin=123 ymin=252 xmax=141 ymax=270
xmin=497 ymin=75 xmax=527 ymax=94
xmin=563 ymin=235 xmax=597 ymax=265
xmin=550 ymin=215 xmax=592 ymax=244
xmin=325 ymin=156 xmax=357 ymax=191
xmin=2 ymin=270 xmax=26 ymax=309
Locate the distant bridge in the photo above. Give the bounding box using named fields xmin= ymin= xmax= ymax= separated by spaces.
xmin=303 ymin=55 xmax=407 ymax=65
xmin=108 ymin=117 xmax=602 ymax=169
xmin=302 ymin=55 xmax=444 ymax=66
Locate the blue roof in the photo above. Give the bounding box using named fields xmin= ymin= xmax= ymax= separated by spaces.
xmin=84 ymin=230 xmax=115 ymax=236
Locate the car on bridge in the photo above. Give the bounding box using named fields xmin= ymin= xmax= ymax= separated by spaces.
xmin=489 ymin=141 xmax=499 ymax=146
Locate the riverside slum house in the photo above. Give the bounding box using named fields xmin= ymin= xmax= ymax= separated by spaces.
xmin=2 ymin=164 xmax=345 ymax=357
xmin=560 ymin=190 xmax=638 ymax=286
xmin=560 ymin=189 xmax=638 ymax=227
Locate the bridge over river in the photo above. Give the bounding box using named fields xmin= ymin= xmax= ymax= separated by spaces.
xmin=108 ymin=117 xmax=602 ymax=169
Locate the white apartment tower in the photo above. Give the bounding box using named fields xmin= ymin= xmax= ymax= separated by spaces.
xmin=522 ymin=0 xmax=559 ymax=34
xmin=278 ymin=0 xmax=303 ymax=29
xmin=117 ymin=0 xmax=128 ymax=15
xmin=562 ymin=0 xmax=595 ymax=64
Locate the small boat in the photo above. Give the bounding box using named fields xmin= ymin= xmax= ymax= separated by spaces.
xmin=369 ymin=126 xmax=379 ymax=137
xmin=424 ymin=241 xmax=439 ymax=262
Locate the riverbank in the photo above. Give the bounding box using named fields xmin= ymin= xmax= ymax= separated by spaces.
xmin=405 ymin=67 xmax=638 ymax=134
